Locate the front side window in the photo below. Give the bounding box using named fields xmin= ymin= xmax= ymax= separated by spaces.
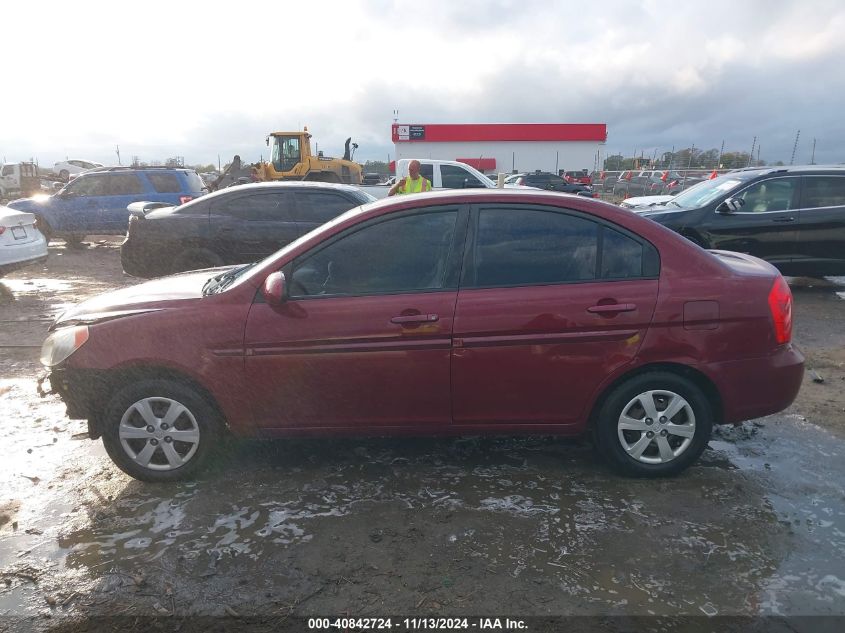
xmin=470 ymin=208 xmax=599 ymax=287
xmin=108 ymin=174 xmax=144 ymax=195
xmin=1 ymin=165 xmax=14 ymax=176
xmin=801 ymin=176 xmax=845 ymax=209
xmin=65 ymin=174 xmax=110 ymax=196
xmin=291 ymin=211 xmax=458 ymax=297
xmin=736 ymin=178 xmax=798 ymax=213
xmin=441 ymin=165 xmax=485 ymax=188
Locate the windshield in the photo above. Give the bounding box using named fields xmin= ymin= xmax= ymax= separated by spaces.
xmin=668 ymin=174 xmax=755 ymax=208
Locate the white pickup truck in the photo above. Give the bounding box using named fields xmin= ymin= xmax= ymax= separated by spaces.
xmin=359 ymin=159 xmax=525 ymax=199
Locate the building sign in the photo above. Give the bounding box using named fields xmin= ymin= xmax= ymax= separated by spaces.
xmin=396 ymin=125 xmax=410 ymax=141
xmin=409 ymin=125 xmax=425 ymax=140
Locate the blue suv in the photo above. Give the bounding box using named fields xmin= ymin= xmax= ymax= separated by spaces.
xmin=8 ymin=167 xmax=207 ymax=243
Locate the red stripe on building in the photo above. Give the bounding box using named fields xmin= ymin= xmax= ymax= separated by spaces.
xmin=392 ymin=123 xmax=606 ymax=143
xmin=457 ymin=157 xmax=497 ymax=170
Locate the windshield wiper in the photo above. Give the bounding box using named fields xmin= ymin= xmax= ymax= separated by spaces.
xmin=668 ymin=199 xmax=683 ymax=208
xmin=203 ymin=263 xmax=256 ymax=296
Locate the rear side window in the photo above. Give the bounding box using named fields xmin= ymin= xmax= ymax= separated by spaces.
xmin=108 ymin=174 xmax=144 ymax=195
xmin=601 ymin=227 xmax=651 ymax=279
xmin=469 ymin=208 xmax=659 ymax=287
xmin=148 ymin=173 xmax=182 ymax=193
xmin=802 ymin=176 xmax=845 ymax=209
xmin=470 ymin=208 xmax=598 ymax=287
xmin=212 ymin=192 xmax=294 ymax=221
xmin=294 ymin=191 xmax=358 ymax=224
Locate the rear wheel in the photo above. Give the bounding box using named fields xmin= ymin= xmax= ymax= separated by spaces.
xmin=101 ymin=379 xmax=222 ymax=482
xmin=171 ymin=247 xmax=223 ymax=273
xmin=64 ymin=234 xmax=85 ymax=247
xmin=593 ymin=372 xmax=713 ymax=477
xmin=36 ymin=217 xmax=53 ymax=243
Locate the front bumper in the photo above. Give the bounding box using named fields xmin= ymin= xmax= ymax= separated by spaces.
xmin=39 ymin=367 xmax=110 ymax=437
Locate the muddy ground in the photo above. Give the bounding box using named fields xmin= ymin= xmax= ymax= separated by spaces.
xmin=1 ymin=238 xmax=844 ymax=632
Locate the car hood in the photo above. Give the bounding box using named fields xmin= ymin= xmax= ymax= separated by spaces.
xmin=619 ymin=195 xmax=675 ymax=209
xmin=6 ymin=194 xmax=54 ymax=211
xmin=53 ymin=266 xmax=237 ymax=328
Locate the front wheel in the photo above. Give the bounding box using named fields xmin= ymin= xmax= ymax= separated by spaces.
xmin=101 ymin=379 xmax=222 ymax=482
xmin=593 ymin=372 xmax=713 ymax=477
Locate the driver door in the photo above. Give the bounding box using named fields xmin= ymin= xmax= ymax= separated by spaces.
xmin=243 ymin=206 xmax=467 ymax=431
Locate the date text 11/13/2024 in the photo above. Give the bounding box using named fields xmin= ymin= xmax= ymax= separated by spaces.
xmin=307 ymin=617 xmax=528 ymax=630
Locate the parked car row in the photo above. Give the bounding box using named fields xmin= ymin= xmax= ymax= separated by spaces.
xmin=592 ymin=170 xmax=708 ymax=196
xmin=41 ymin=187 xmax=804 ymax=482
xmin=504 ymin=171 xmax=597 ymax=196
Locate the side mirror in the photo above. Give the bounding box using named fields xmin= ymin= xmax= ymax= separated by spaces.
xmin=717 ymin=197 xmax=745 ymax=214
xmin=261 ymin=271 xmax=286 ymax=306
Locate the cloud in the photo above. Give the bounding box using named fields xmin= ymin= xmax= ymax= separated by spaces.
xmin=2 ymin=0 xmax=844 ymax=167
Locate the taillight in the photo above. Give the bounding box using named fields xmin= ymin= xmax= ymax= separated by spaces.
xmin=179 ymin=196 xmax=193 ymax=204
xmin=767 ymin=276 xmax=792 ymax=344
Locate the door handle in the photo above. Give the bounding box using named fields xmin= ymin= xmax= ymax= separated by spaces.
xmin=390 ymin=314 xmax=439 ymax=324
xmin=587 ymin=303 xmax=636 ymax=314
xmin=772 ymin=216 xmax=796 ymax=223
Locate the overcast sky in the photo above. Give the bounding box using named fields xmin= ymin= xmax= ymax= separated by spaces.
xmin=3 ymin=0 xmax=844 ymax=168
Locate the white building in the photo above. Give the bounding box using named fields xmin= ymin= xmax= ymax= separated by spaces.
xmin=391 ymin=123 xmax=607 ymax=175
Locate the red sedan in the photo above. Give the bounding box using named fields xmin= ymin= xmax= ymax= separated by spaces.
xmin=41 ymin=190 xmax=804 ymax=481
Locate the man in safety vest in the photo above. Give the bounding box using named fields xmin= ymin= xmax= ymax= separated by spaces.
xmin=388 ymin=159 xmax=432 ymax=196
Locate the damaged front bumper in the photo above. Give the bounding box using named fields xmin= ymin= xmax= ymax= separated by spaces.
xmin=38 ymin=367 xmax=108 ymax=439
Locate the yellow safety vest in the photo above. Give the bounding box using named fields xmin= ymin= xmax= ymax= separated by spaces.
xmin=398 ymin=175 xmax=432 ymax=194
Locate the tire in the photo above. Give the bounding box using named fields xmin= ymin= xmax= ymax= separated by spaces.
xmin=593 ymin=371 xmax=713 ymax=477
xmin=101 ymin=379 xmax=222 ymax=482
xmin=64 ymin=234 xmax=85 ymax=247
xmin=37 ymin=217 xmax=53 ymax=243
xmin=59 ymin=170 xmax=69 ymax=181
xmin=171 ymin=247 xmax=223 ymax=273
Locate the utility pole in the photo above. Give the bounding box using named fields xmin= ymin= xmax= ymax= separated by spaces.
xmin=555 ymin=151 xmax=559 ymax=174
xmin=717 ymin=140 xmax=725 ymax=169
xmin=790 ymin=130 xmax=800 ymax=165
xmin=811 ymin=138 xmax=817 ymax=164
xmin=748 ymin=136 xmax=757 ymax=167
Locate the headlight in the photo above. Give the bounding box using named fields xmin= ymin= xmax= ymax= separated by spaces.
xmin=40 ymin=326 xmax=89 ymax=367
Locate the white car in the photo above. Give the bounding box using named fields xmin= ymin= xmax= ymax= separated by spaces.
xmin=53 ymin=159 xmax=104 ymax=181
xmin=618 ymin=194 xmax=676 ymax=210
xmin=0 ymin=205 xmax=48 ymax=277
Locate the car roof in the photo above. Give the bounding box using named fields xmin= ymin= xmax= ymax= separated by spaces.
xmin=727 ymin=165 xmax=845 ymax=176
xmin=83 ymin=166 xmax=195 ymax=174
xmin=211 ymin=181 xmax=364 ymax=193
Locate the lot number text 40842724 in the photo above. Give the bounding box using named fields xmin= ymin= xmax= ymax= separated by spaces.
xmin=307 ymin=618 xmax=528 ymax=630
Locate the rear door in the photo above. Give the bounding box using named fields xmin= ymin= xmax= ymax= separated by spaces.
xmin=451 ymin=204 xmax=660 ymax=429
xmin=292 ymin=189 xmax=362 ymax=235
xmin=209 ymin=191 xmax=298 ymax=261
xmin=795 ymin=174 xmax=845 ymax=275
xmin=59 ymin=173 xmax=112 ymax=233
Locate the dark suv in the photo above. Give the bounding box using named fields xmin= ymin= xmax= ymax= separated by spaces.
xmin=505 ymin=172 xmax=595 ymax=196
xmin=121 ymin=181 xmax=375 ymax=277
xmin=8 ymin=167 xmax=206 ymax=243
xmin=637 ymin=166 xmax=845 ymax=277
